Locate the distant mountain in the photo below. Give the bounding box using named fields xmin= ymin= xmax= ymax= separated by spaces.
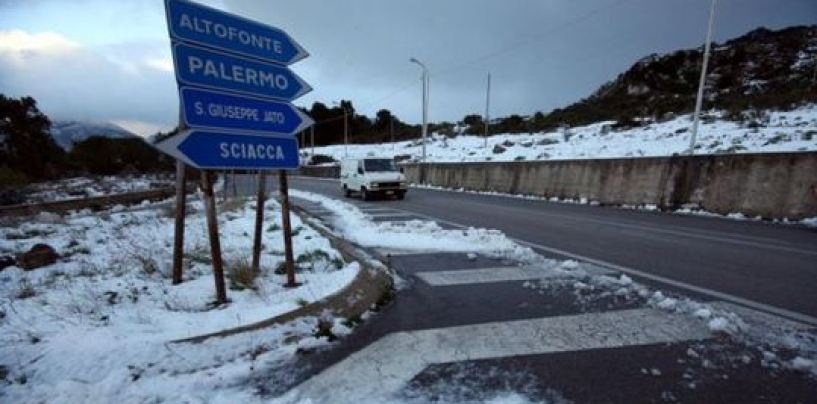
xmin=540 ymin=25 xmax=817 ymax=128
xmin=50 ymin=120 xmax=139 ymax=150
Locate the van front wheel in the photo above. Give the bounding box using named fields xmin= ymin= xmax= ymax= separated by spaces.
xmin=343 ymin=185 xmax=351 ymax=198
xmin=361 ymin=188 xmax=371 ymax=201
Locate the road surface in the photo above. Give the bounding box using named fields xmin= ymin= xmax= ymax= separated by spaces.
xmin=232 ymin=174 xmax=817 ymax=324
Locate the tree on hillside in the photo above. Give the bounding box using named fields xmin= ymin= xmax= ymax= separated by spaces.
xmin=0 ymin=94 xmax=65 ymax=185
xmin=461 ymin=114 xmax=484 ymax=135
xmin=68 ymin=137 xmax=173 ymax=175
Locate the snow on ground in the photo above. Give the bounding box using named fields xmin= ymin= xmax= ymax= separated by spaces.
xmin=2 ymin=179 xmax=815 ymax=402
xmin=0 ymin=196 xmax=359 ymax=403
xmin=19 ymin=174 xmax=174 ymax=204
xmin=305 ymin=105 xmax=817 ymax=163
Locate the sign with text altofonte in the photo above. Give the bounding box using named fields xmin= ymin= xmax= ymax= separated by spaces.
xmin=160 ymin=0 xmax=312 ymax=170
xmin=166 ymin=0 xmax=307 ymax=65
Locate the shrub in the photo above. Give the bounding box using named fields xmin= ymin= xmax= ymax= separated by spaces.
xmin=227 ymin=257 xmax=258 ymax=291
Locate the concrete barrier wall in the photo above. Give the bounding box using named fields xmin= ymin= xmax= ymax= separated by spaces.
xmin=401 ymin=152 xmax=817 ymax=219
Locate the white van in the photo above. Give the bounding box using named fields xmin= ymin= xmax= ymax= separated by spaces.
xmin=340 ymin=157 xmax=407 ymax=200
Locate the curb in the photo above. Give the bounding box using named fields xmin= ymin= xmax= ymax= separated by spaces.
xmin=171 ymin=203 xmax=393 ymax=344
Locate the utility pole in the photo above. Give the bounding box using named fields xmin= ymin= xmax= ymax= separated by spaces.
xmin=310 ymin=125 xmax=315 ymax=159
xmin=689 ymin=0 xmax=718 ymax=155
xmin=410 ymin=57 xmax=429 ymax=162
xmin=484 ymin=72 xmax=491 ymax=149
xmin=390 ymin=116 xmax=395 ymax=150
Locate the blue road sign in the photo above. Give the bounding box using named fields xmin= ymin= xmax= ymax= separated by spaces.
xmin=173 ymin=42 xmax=311 ymax=101
xmin=165 ymin=0 xmax=308 ymax=65
xmin=156 ymin=130 xmax=300 ymax=170
xmin=180 ymin=87 xmax=313 ymax=135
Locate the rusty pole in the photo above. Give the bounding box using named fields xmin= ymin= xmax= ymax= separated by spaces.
xmin=251 ymin=170 xmax=267 ymax=274
xmin=278 ymin=170 xmax=297 ymax=287
xmin=171 ymin=160 xmax=186 ymax=285
xmin=201 ymin=171 xmax=227 ymax=304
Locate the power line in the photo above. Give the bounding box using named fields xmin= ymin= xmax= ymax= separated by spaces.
xmin=434 ymin=0 xmax=641 ymax=78
xmin=307 ymin=0 xmax=643 ymax=128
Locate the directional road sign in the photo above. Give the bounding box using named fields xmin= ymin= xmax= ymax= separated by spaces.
xmin=165 ymin=0 xmax=308 ymax=65
xmin=156 ymin=130 xmax=300 ymax=170
xmin=172 ymin=42 xmax=311 ymax=102
xmin=180 ymin=87 xmax=313 ymax=134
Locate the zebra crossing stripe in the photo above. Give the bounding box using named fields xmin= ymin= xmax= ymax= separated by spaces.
xmin=291 ymin=308 xmax=711 ymax=403
xmin=415 ymin=265 xmax=614 ymax=286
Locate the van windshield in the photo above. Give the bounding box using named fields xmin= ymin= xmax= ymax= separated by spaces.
xmin=364 ymin=159 xmax=398 ymax=172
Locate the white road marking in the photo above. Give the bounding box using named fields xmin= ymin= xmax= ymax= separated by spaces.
xmin=374 ymin=247 xmax=433 ymax=256
xmin=527 ymin=210 xmax=817 ymax=257
xmin=292 ymin=308 xmax=711 ymax=403
xmin=367 ymin=212 xmax=416 ymax=218
xmin=416 ymin=265 xmax=613 ymax=286
xmin=709 ymin=301 xmax=815 ymax=331
xmin=410 ymin=186 xmax=817 ymax=256
xmin=357 ymin=206 xmax=394 ymax=212
xmin=381 ymin=207 xmax=817 ymax=328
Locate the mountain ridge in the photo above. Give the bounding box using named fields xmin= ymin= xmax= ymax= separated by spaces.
xmin=536 ymin=25 xmax=817 ymax=129
xmin=50 ymin=120 xmax=139 ymax=151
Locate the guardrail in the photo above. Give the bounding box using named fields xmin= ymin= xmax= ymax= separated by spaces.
xmin=0 ymin=187 xmax=182 ymax=217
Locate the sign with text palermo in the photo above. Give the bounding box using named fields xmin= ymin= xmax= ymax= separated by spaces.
xmin=156 ymin=130 xmax=300 ymax=170
xmin=180 ymin=87 xmax=313 ymax=135
xmin=165 ymin=0 xmax=308 ymax=65
xmin=172 ymin=42 xmax=311 ymax=102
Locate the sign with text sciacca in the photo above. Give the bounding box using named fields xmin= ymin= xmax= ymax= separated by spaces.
xmin=157 ymin=0 xmax=313 ymax=170
xmin=158 ymin=130 xmax=300 ymax=170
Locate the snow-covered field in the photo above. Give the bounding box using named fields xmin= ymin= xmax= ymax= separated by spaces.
xmin=305 ymin=106 xmax=817 ymax=163
xmin=0 ymin=196 xmax=359 ymax=403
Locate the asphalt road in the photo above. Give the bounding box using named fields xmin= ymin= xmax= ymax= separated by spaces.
xmin=230 ymin=174 xmax=817 ymax=323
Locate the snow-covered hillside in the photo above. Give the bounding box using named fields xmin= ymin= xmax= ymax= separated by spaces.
xmin=305 ymin=105 xmax=817 ymax=163
xmin=50 ymin=120 xmax=138 ymax=151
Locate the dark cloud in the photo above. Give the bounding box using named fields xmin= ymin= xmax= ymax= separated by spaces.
xmin=226 ymin=0 xmax=816 ymax=124
xmin=0 ymin=0 xmax=814 ymax=131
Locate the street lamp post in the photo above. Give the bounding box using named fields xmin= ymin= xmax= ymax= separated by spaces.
xmin=344 ymin=107 xmax=348 ymax=157
xmin=688 ymin=0 xmax=718 ymax=155
xmin=410 ymin=57 xmax=429 ymax=163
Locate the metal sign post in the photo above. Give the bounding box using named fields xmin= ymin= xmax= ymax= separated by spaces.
xmin=279 ymin=170 xmax=297 ymax=287
xmin=172 ymin=160 xmax=187 ymax=285
xmin=201 ymin=171 xmax=227 ymax=304
xmin=251 ymin=170 xmax=267 ymax=274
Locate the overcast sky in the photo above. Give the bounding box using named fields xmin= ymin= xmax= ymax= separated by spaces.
xmin=0 ymin=0 xmax=814 ymax=136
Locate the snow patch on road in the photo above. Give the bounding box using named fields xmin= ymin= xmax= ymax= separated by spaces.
xmin=291 ymin=190 xmax=543 ymax=264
